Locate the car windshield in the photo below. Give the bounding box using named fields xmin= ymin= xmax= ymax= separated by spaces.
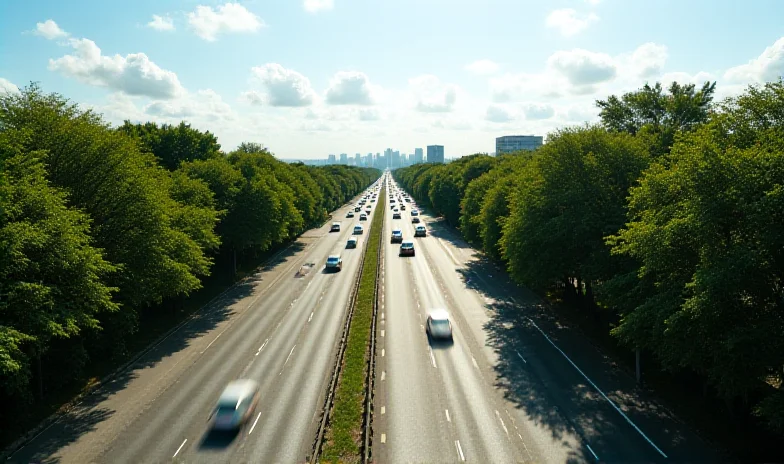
xmin=327 ymin=257 xmax=339 ymax=263
xmin=432 ymin=319 xmax=449 ymax=328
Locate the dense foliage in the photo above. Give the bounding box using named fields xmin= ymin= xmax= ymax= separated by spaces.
xmin=0 ymin=84 xmax=378 ymax=440
xmin=394 ymin=79 xmax=784 ymax=438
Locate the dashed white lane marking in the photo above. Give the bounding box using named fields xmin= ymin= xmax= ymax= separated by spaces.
xmin=472 ymin=356 xmax=479 ymax=370
xmin=381 ymin=433 xmax=386 ymax=444
xmin=256 ymin=338 xmax=269 ymax=356
xmin=428 ymin=347 xmax=437 ymax=368
xmin=200 ymin=333 xmax=222 ymax=354
xmin=515 ymin=350 xmax=527 ymax=363
xmin=381 ymin=371 xmax=386 ymax=381
xmin=528 ymin=318 xmax=668 ymax=458
xmin=279 ymin=345 xmax=296 ymax=375
xmin=308 ymin=311 xmax=314 ymax=322
xmin=454 ymin=440 xmax=465 ymax=461
xmin=586 ymin=443 xmax=599 ymax=460
xmin=381 ymin=329 xmax=385 ymax=337
xmin=173 ymin=439 xmax=187 ymax=458
xmin=382 ymin=349 xmax=385 ymax=357
xmin=382 ymin=312 xmax=385 ymax=319
xmin=248 ymin=412 xmax=262 ymax=435
xmin=445 ymin=409 xmax=451 ymax=422
xmin=381 ymin=406 xmax=386 ymax=415
xmin=495 ymin=410 xmax=509 ymax=436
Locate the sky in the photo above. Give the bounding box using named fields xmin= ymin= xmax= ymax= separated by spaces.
xmin=1 ymin=0 xmax=783 ymax=159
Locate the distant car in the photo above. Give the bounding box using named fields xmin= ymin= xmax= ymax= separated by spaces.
xmin=346 ymin=211 xmax=354 ymax=218
xmin=390 ymin=199 xmax=396 ymax=204
xmin=426 ymin=309 xmax=453 ymax=340
xmin=405 ymin=198 xmax=411 ymax=203
xmin=390 ymin=204 xmax=396 ymax=210
xmin=412 ymin=216 xmax=421 ymax=224
xmin=393 ymin=212 xmax=401 ymax=219
xmin=354 ymin=225 xmax=364 ymax=235
xmin=411 ymin=210 xmax=419 ymax=216
xmin=360 ymin=213 xmax=368 ymax=221
xmin=330 ymin=222 xmax=341 ymax=232
xmin=354 ymin=206 xmax=361 ymax=212
xmin=414 ymin=225 xmax=427 ymax=237
xmin=365 ymin=204 xmax=372 ymax=210
xmin=399 ymin=240 xmax=415 ymax=257
xmin=346 ymin=237 xmax=358 ymax=249
xmin=391 ymin=229 xmax=403 ymax=243
xmin=326 ymin=254 xmax=343 ymax=271
xmin=400 ymin=205 xmax=406 ymax=211
xmin=211 ymin=380 xmax=260 ymax=431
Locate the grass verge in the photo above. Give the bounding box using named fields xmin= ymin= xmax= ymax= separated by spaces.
xmin=320 ymin=187 xmax=385 ymax=463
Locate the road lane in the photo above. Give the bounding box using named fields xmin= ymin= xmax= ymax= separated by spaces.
xmin=8 ymin=183 xmax=383 ymax=464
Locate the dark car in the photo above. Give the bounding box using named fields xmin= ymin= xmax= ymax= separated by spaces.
xmin=399 ymin=241 xmax=415 ymax=256
xmin=391 ymin=229 xmax=403 ymax=243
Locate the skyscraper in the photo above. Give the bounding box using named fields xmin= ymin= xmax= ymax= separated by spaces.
xmin=495 ymin=135 xmax=543 ymax=155
xmin=355 ymin=153 xmax=361 ymax=166
xmin=328 ymin=154 xmax=336 ymax=164
xmin=340 ymin=153 xmax=348 ymax=164
xmin=427 ymin=145 xmax=445 ymax=163
xmin=414 ymin=148 xmax=424 ymax=164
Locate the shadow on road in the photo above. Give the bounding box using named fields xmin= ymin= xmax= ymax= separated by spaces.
xmin=6 ymin=240 xmax=307 ymax=464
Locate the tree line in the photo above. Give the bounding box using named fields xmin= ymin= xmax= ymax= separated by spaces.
xmin=0 ymin=84 xmax=379 ymax=438
xmin=393 ymin=79 xmax=784 ymax=438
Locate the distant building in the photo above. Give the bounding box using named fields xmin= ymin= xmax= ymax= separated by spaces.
xmin=427 ymin=145 xmax=445 ymax=163
xmin=340 ymin=153 xmax=348 ymax=164
xmin=392 ymin=150 xmax=401 ymax=169
xmin=355 ymin=153 xmax=361 ymax=166
xmin=495 ymin=135 xmax=543 ymax=155
xmin=328 ymin=154 xmax=336 ymax=164
xmin=414 ymin=148 xmax=424 ymax=164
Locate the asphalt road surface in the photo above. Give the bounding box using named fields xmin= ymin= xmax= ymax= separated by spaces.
xmin=371 ymin=180 xmax=719 ymax=464
xmin=8 ymin=185 xmax=382 ymax=464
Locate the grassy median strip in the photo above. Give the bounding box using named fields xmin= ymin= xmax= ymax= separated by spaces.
xmin=321 ymin=186 xmax=385 ymax=463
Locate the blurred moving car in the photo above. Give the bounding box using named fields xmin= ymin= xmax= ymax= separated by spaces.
xmin=414 ymin=225 xmax=427 ymax=237
xmin=330 ymin=222 xmax=341 ymax=232
xmin=346 ymin=237 xmax=358 ymax=248
xmin=354 ymin=225 xmax=364 ymax=235
xmin=393 ymin=212 xmax=401 ymax=219
xmin=412 ymin=216 xmax=420 ymax=224
xmin=400 ymin=204 xmax=406 ymax=210
xmin=391 ymin=229 xmax=403 ymax=243
xmin=346 ymin=211 xmax=354 ymax=218
xmin=411 ymin=210 xmax=419 ymax=216
xmin=425 ymin=309 xmax=453 ymax=340
xmin=211 ymin=380 xmax=260 ymax=431
xmin=354 ymin=206 xmax=361 ymax=212
xmin=325 ymin=254 xmax=343 ymax=271
xmin=360 ymin=213 xmax=368 ymax=221
xmin=399 ymin=240 xmax=415 ymax=256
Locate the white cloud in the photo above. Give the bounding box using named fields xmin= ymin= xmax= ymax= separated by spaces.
xmin=148 ymin=15 xmax=175 ymax=31
xmin=248 ymin=63 xmax=316 ymax=107
xmin=34 ymin=19 xmax=68 ymax=40
xmin=485 ymin=104 xmax=515 ymax=122
xmin=409 ymin=75 xmax=458 ymax=113
xmin=325 ymin=71 xmax=376 ymax=105
xmin=48 ymin=38 xmax=184 ymax=99
xmin=358 ymin=108 xmax=380 ymax=121
xmin=187 ymin=3 xmax=264 ymax=41
xmin=522 ymin=103 xmax=555 ymax=120
xmin=547 ymin=49 xmax=616 ymax=87
xmin=724 ymin=37 xmax=784 ymax=84
xmin=490 ymin=72 xmax=563 ymax=103
xmin=304 ymin=0 xmax=334 ymax=13
xmin=630 ymin=42 xmax=668 ymax=78
xmin=546 ymin=9 xmax=599 ymax=37
xmin=145 ymin=89 xmax=234 ymax=121
xmin=465 ymin=59 xmax=500 ymax=75
xmin=0 ymin=78 xmax=19 ymax=95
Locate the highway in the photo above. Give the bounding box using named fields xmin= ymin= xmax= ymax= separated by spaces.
xmin=371 ymin=179 xmax=718 ymax=463
xmin=7 ymin=183 xmax=383 ymax=464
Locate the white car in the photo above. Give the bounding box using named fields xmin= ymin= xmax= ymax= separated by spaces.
xmin=354 ymin=225 xmax=364 ymax=235
xmin=426 ymin=309 xmax=453 ymax=340
xmin=211 ymin=380 xmax=260 ymax=431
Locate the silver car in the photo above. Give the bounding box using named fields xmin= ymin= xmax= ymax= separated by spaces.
xmin=426 ymin=309 xmax=453 ymax=340
xmin=211 ymin=380 xmax=260 ymax=431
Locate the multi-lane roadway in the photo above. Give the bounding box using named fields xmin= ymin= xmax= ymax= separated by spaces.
xmin=7 ymin=181 xmax=383 ymax=464
xmin=372 ymin=178 xmax=718 ymax=463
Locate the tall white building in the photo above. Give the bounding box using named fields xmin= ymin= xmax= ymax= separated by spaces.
xmin=427 ymin=145 xmax=444 ymax=163
xmin=495 ymin=135 xmax=543 ymax=155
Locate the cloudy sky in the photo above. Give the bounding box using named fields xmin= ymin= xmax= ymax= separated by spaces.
xmin=1 ymin=0 xmax=783 ymax=159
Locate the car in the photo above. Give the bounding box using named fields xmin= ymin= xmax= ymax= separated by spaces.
xmin=326 ymin=254 xmax=343 ymax=271
xmin=211 ymin=380 xmax=260 ymax=431
xmin=354 ymin=224 xmax=364 ymax=235
xmin=399 ymin=240 xmax=415 ymax=256
xmin=411 ymin=210 xmax=419 ymax=216
xmin=346 ymin=237 xmax=358 ymax=248
xmin=400 ymin=205 xmax=406 ymax=211
xmin=425 ymin=309 xmax=453 ymax=340
xmin=412 ymin=216 xmax=421 ymax=224
xmin=330 ymin=222 xmax=341 ymax=232
xmin=393 ymin=212 xmax=401 ymax=219
xmin=346 ymin=211 xmax=355 ymax=218
xmin=365 ymin=204 xmax=372 ymax=210
xmin=414 ymin=225 xmax=427 ymax=237
xmin=360 ymin=213 xmax=368 ymax=221
xmin=354 ymin=206 xmax=361 ymax=212
xmin=390 ymin=204 xmax=396 ymax=210
xmin=405 ymin=198 xmax=411 ymax=203
xmin=391 ymin=229 xmax=403 ymax=243
xmin=390 ymin=199 xmax=396 ymax=204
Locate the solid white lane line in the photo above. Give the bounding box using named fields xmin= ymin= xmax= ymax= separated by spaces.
xmin=308 ymin=311 xmax=314 ymax=322
xmin=586 ymin=443 xmax=599 ymax=460
xmin=173 ymin=439 xmax=187 ymax=458
xmin=495 ymin=410 xmax=509 ymax=436
xmin=528 ymin=318 xmax=668 ymax=458
xmin=200 ymin=333 xmax=222 ymax=354
xmin=515 ymin=350 xmax=527 ymax=363
xmin=248 ymin=412 xmax=262 ymax=435
xmin=428 ymin=347 xmax=437 ymax=368
xmin=445 ymin=409 xmax=451 ymax=422
xmin=279 ymin=345 xmax=296 ymax=375
xmin=472 ymin=356 xmax=479 ymax=370
xmin=256 ymin=338 xmax=269 ymax=356
xmin=455 ymin=440 xmax=465 ymax=461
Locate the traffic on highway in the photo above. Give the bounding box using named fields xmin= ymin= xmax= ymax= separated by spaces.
xmin=6 ymin=172 xmax=715 ymax=463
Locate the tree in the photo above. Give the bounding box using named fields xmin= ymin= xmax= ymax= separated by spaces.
xmin=118 ymin=121 xmax=222 ymax=171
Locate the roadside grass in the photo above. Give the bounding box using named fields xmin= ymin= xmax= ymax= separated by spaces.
xmin=321 ymin=187 xmax=385 ymax=463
